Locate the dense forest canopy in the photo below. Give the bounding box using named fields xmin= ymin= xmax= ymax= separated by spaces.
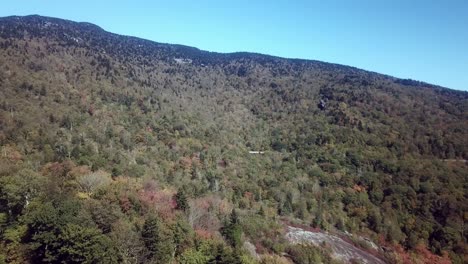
xmin=0 ymin=15 xmax=467 ymax=263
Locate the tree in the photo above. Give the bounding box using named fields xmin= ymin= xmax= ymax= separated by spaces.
xmin=76 ymin=171 xmax=112 ymax=194
xmin=141 ymin=215 xmax=174 ymax=262
xmin=24 ymin=199 xmax=118 ymax=263
xmin=56 ymin=223 xmax=118 ymax=263
xmin=312 ymin=215 xmax=322 ymax=229
xmin=85 ymin=200 xmax=122 ymax=234
xmin=172 ymin=216 xmax=195 ymax=257
xmin=175 ymin=189 xmax=189 ymax=213
xmin=221 ymin=209 xmax=242 ymax=248
xmin=25 ymin=200 xmax=77 ymax=262
xmin=0 ymin=169 xmax=44 ymax=218
xmin=209 ymin=243 xmax=242 ymax=264
xmin=109 ymin=220 xmax=146 ymax=264
xmin=230 ymin=209 xmax=240 ymax=225
xmin=179 ymin=248 xmax=210 ymax=264
xmin=287 ymin=244 xmax=331 ymax=264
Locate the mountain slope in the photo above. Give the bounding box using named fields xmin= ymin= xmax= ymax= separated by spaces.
xmin=0 ymin=15 xmax=466 ymax=263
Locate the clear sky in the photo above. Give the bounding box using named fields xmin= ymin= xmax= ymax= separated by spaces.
xmin=1 ymin=0 xmax=467 ymax=91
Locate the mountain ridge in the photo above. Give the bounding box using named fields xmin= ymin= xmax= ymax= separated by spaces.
xmin=0 ymin=14 xmax=460 ymax=92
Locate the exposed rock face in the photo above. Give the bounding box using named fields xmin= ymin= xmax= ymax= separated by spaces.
xmin=243 ymin=241 xmax=259 ymax=260
xmin=286 ymin=226 xmax=386 ymax=264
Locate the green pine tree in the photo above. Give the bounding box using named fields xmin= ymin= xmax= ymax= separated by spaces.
xmin=175 ymin=189 xmax=189 ymax=213
xmin=142 ymin=215 xmax=174 ymax=263
xmin=221 ymin=209 xmax=242 ymax=248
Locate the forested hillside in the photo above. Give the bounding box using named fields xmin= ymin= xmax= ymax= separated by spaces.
xmin=0 ymin=15 xmax=466 ymax=263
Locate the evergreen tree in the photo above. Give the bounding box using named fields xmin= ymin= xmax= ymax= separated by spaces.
xmin=172 ymin=216 xmax=195 ymax=257
xmin=175 ymin=189 xmax=189 ymax=213
xmin=221 ymin=209 xmax=242 ymax=248
xmin=141 ymin=215 xmax=174 ymax=263
xmin=209 ymin=244 xmax=241 ymax=264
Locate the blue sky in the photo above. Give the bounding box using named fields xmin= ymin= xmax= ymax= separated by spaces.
xmin=1 ymin=0 xmax=467 ymax=91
